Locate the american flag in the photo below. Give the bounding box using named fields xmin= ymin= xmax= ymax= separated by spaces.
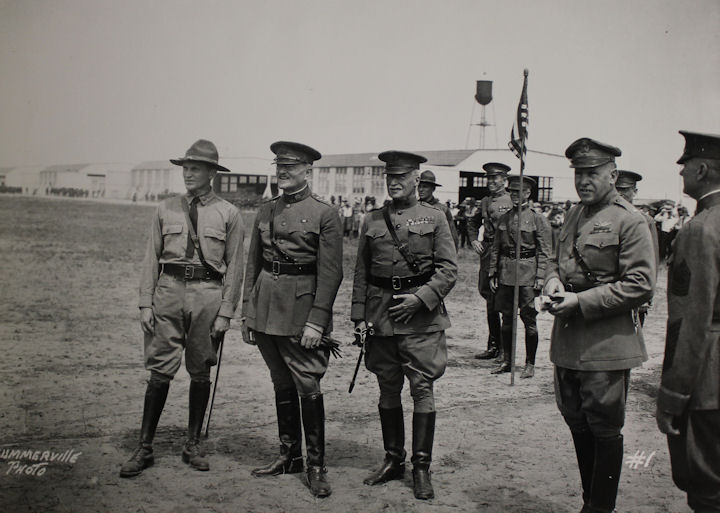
xmin=509 ymin=69 xmax=529 ymax=159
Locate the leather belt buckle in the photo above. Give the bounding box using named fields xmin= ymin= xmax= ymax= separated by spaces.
xmin=272 ymin=261 xmax=281 ymax=275
xmin=184 ymin=265 xmax=195 ymax=280
xmin=391 ymin=276 xmax=402 ymax=291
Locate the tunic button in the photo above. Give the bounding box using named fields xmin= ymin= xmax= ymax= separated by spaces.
xmin=281 ymin=221 xmax=286 ymax=226
xmin=398 ymin=211 xmax=403 ymax=215
xmin=396 ymin=224 xmax=401 ymax=229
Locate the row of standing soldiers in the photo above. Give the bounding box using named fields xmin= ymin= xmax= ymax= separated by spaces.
xmin=120 ymin=133 xmax=720 ymax=512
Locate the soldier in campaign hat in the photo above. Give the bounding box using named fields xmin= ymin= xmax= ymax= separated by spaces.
xmin=417 ymin=170 xmax=459 ymax=249
xmin=615 ymin=170 xmax=660 ymax=326
xmin=487 ymin=175 xmax=551 ymax=378
xmin=468 ymin=162 xmax=513 ymax=361
xmin=242 ymin=141 xmax=343 ymax=497
xmin=352 ymin=150 xmax=457 ymax=500
xmin=544 ymin=138 xmax=656 ymax=513
xmin=121 ymin=139 xmax=245 ymax=477
xmin=657 ymin=131 xmax=720 ymax=512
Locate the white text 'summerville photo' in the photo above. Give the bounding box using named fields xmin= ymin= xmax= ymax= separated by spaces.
xmin=1 ymin=1 xmax=719 ymax=512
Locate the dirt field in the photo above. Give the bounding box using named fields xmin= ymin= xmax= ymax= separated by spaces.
xmin=0 ymin=195 xmax=690 ymax=513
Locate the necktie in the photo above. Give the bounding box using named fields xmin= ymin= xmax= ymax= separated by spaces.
xmin=185 ymin=197 xmax=199 ymax=258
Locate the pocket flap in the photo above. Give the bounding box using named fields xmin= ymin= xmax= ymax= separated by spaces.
xmin=408 ymin=223 xmax=434 ymax=236
xmin=162 ymin=224 xmax=183 ymax=235
xmin=366 ymin=226 xmax=388 ymax=239
xmin=204 ymin=227 xmax=226 ymax=241
xmin=295 ymin=275 xmax=317 ymax=297
xmin=584 ymin=233 xmax=619 ymax=248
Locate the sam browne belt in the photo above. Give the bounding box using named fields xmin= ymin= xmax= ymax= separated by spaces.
xmin=262 ymin=259 xmax=317 ymax=276
xmin=162 ymin=263 xmax=223 ymax=281
xmin=368 ymin=272 xmax=433 ymax=291
xmin=501 ymin=247 xmax=536 ymax=259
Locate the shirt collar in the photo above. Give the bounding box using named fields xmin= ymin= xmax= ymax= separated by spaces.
xmin=282 ymin=184 xmax=311 ymax=203
xmin=186 ymin=187 xmax=216 ymax=206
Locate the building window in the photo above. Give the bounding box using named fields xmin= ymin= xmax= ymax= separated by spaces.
xmin=220 ymin=175 xmax=230 ymax=192
xmin=537 ymin=176 xmax=553 ymax=202
xmin=352 ymin=167 xmax=365 ymax=194
xmin=316 ymin=168 xmax=330 ymax=195
xmin=335 ymin=167 xmax=347 ymax=195
xmin=372 ymin=166 xmax=384 ymax=196
xmin=460 ymin=176 xmax=468 ymax=187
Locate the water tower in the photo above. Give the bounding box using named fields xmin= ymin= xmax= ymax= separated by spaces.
xmin=467 ymin=80 xmax=496 ymax=149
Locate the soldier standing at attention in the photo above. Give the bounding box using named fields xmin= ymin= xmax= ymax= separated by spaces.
xmin=121 ymin=139 xmax=244 ymax=477
xmin=241 ymin=141 xmax=343 ymax=498
xmin=469 ymin=163 xmax=513 ymax=361
xmin=488 ymin=175 xmax=551 ymax=378
xmin=615 ymin=170 xmax=660 ymax=326
xmin=544 ymin=138 xmax=655 ymax=513
xmin=657 ymin=131 xmax=720 ymax=513
xmin=352 ymin=151 xmax=457 ymax=500
xmin=417 ymin=170 xmax=459 ymax=249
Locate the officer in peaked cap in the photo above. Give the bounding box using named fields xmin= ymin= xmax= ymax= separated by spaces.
xmin=544 ymin=137 xmax=655 ymax=513
xmin=657 ymin=131 xmax=720 ymax=512
xmin=487 ymin=175 xmax=551 ymax=379
xmin=121 ymin=139 xmax=245 ymax=477
xmin=352 ymin=150 xmax=457 ymax=500
xmin=417 ymin=170 xmax=459 ymax=249
xmin=242 ymin=141 xmax=343 ymax=498
xmin=468 ymin=162 xmax=513 ymax=361
xmin=615 ymin=170 xmax=660 ymax=326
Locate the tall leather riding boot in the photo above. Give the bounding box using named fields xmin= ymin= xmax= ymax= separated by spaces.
xmin=411 ymin=411 xmax=436 ymax=500
xmin=587 ymin=435 xmax=623 ymax=513
xmin=252 ymin=388 xmax=304 ymax=476
xmin=491 ymin=327 xmax=512 ymax=374
xmin=364 ymin=406 xmax=406 ymax=485
xmin=301 ymin=394 xmax=331 ymax=498
xmin=182 ymin=380 xmax=211 ymax=471
xmin=120 ymin=380 xmax=169 ymax=478
xmin=474 ymin=334 xmax=499 ymax=359
xmin=571 ymin=430 xmax=595 ymax=506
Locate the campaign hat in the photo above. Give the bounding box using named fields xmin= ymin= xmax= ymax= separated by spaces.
xmin=418 ymin=170 xmax=442 ymax=187
xmin=170 ymin=139 xmax=230 ymax=172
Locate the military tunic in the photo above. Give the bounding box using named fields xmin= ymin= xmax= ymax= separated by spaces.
xmin=351 ymin=199 xmax=457 ymax=411
xmin=242 ymin=186 xmax=343 ymax=395
xmin=426 ymin=196 xmax=459 ymax=250
xmin=658 ymin=191 xmax=720 ymax=510
xmin=138 ymin=190 xmax=244 ymax=379
xmin=547 ymin=191 xmax=655 ymax=437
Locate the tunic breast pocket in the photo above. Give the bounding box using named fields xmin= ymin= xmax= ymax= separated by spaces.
xmin=582 ymin=233 xmax=619 ymax=275
xmin=203 ymin=227 xmax=226 ymax=264
xmin=161 ymin=224 xmax=186 ymax=257
xmin=408 ymin=223 xmax=434 ymax=254
xmin=289 ymin=219 xmax=320 ymax=248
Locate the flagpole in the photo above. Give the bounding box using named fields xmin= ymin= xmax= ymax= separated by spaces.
xmin=509 ymin=68 xmax=528 ymax=386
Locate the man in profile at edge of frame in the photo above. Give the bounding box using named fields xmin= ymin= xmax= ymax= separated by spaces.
xmin=657 ymin=130 xmax=720 ymax=513
xmin=120 ymin=139 xmax=244 ymax=477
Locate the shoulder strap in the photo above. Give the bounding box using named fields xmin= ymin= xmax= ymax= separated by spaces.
xmin=180 ymin=196 xmax=214 ymax=271
xmin=382 ymin=205 xmax=421 ymax=274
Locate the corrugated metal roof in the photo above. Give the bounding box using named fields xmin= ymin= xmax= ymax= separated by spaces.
xmin=314 ymin=149 xmax=477 ymax=168
xmin=42 ymin=163 xmax=90 ymax=173
xmin=313 ymin=148 xmax=561 ymax=169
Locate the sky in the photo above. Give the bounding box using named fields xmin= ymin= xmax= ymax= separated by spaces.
xmin=1 ymin=0 xmax=718 ymax=201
